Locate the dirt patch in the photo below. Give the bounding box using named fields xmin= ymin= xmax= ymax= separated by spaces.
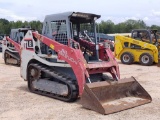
xmin=0 ymin=53 xmax=160 ymax=120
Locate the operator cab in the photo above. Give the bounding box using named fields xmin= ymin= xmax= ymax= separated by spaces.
xmin=42 ymin=12 xmax=101 ymax=61
xmin=69 ymin=12 xmax=100 ymax=42
xmin=131 ymin=29 xmax=158 ymax=44
xmin=10 ymin=28 xmax=34 ymax=43
xmin=69 ymin=12 xmax=101 ymax=61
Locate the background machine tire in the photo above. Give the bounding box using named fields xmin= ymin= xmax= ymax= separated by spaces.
xmin=120 ymin=52 xmax=134 ymax=64
xmin=139 ymin=53 xmax=153 ymax=66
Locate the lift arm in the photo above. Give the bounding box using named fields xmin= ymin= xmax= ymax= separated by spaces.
xmin=6 ymin=36 xmax=21 ymax=53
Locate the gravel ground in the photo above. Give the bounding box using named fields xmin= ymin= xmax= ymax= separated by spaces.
xmin=0 ymin=53 xmax=160 ymax=120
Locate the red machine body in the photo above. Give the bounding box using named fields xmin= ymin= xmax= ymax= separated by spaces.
xmin=31 ymin=32 xmax=119 ymax=95
xmin=20 ymin=12 xmax=151 ymax=115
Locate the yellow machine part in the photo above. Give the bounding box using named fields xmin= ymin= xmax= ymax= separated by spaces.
xmin=117 ymin=48 xmax=157 ymax=63
xmin=114 ymin=35 xmax=158 ymax=63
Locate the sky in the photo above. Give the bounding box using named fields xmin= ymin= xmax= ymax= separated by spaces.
xmin=0 ymin=0 xmax=160 ymax=26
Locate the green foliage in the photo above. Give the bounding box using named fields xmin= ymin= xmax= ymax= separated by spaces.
xmin=0 ymin=19 xmax=42 ymax=34
xmin=99 ymin=20 xmax=115 ymax=33
xmin=29 ymin=20 xmax=42 ymax=33
xmin=98 ymin=19 xmax=148 ymax=33
xmin=150 ymin=25 xmax=160 ymax=31
xmin=0 ymin=18 xmax=159 ymax=35
xmin=0 ymin=19 xmax=9 ymax=34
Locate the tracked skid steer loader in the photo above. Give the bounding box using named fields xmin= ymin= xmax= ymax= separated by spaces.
xmin=2 ymin=28 xmax=35 ymax=66
xmin=20 ymin=12 xmax=151 ymax=114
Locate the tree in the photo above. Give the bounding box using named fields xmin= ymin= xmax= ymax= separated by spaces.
xmin=29 ymin=21 xmax=42 ymax=33
xmin=123 ymin=19 xmax=147 ymax=32
xmin=0 ymin=19 xmax=10 ymax=34
xmin=150 ymin=25 xmax=160 ymax=31
xmin=99 ymin=20 xmax=115 ymax=33
xmin=114 ymin=22 xmax=126 ymax=33
xmin=0 ymin=18 xmax=159 ymax=35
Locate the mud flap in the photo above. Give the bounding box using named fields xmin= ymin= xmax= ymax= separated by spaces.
xmin=80 ymin=77 xmax=152 ymax=115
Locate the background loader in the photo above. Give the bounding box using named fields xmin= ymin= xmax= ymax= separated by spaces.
xmin=20 ymin=12 xmax=151 ymax=114
xmin=0 ymin=34 xmax=4 ymax=52
xmin=115 ymin=29 xmax=160 ymax=66
xmin=2 ymin=28 xmax=35 ymax=66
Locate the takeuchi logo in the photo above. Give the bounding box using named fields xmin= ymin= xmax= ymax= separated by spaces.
xmin=58 ymin=49 xmax=77 ymax=64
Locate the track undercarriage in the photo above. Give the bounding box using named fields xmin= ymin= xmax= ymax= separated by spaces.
xmin=27 ymin=63 xmax=79 ymax=102
xmin=4 ymin=51 xmax=20 ymax=66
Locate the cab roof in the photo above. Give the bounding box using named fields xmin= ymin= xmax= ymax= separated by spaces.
xmin=44 ymin=11 xmax=101 ymax=23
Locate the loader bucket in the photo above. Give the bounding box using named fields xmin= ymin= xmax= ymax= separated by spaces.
xmin=80 ymin=77 xmax=152 ymax=115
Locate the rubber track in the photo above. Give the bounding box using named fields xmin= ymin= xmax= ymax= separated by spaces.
xmin=28 ymin=63 xmax=79 ymax=102
xmin=5 ymin=51 xmax=20 ymax=65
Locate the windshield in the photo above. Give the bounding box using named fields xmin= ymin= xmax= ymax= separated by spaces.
xmin=72 ymin=22 xmax=97 ymax=43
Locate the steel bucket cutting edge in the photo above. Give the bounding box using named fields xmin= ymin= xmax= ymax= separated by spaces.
xmin=80 ymin=77 xmax=152 ymax=114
